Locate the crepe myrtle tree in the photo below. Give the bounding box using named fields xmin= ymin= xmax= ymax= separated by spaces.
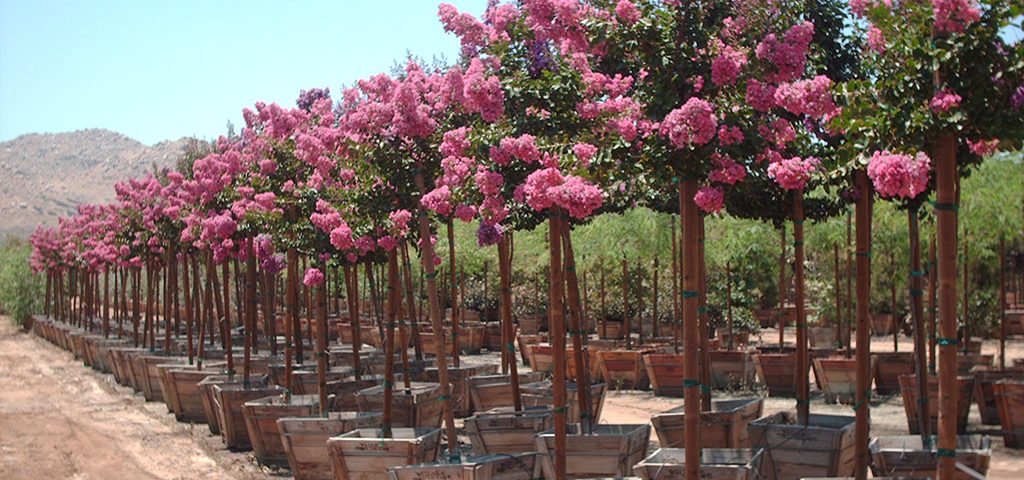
xmin=836 ymin=1 xmax=1024 ymax=478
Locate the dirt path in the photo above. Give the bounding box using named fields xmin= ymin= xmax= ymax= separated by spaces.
xmin=0 ymin=317 xmax=271 ymax=480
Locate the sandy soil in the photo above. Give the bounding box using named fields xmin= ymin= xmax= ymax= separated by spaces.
xmin=1 ymin=313 xmax=1021 ymax=479
xmin=0 ymin=316 xmax=271 ymax=480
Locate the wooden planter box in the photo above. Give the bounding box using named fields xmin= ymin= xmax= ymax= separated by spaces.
xmin=528 ymin=343 xmax=554 ymax=373
xmin=243 ymin=394 xmax=320 ymax=467
xmin=872 ymin=351 xmax=915 ymax=395
xmin=361 ymin=356 xmax=432 ymax=378
xmin=290 ymin=367 xmax=356 ymax=395
xmin=355 ymin=382 xmax=444 ymax=428
xmin=899 ymin=374 xmax=973 ymax=435
xmin=814 ymin=356 xmax=874 ymax=405
xmin=1006 ymin=310 xmax=1024 ymax=336
xmin=869 ymin=435 xmax=991 ymax=480
xmin=535 ymin=424 xmax=651 ymax=479
xmin=92 ymin=338 xmax=129 ymax=375
xmin=386 ymin=453 xmax=537 ymax=480
xmin=808 ymin=326 xmax=837 ymax=350
xmin=329 ymin=345 xmax=379 ymax=368
xmin=131 ymin=353 xmax=187 ymax=402
xmin=871 ymin=313 xmax=896 ymax=336
xmin=466 ymin=372 xmax=546 ymax=412
xmin=482 ymin=322 xmax=503 ymax=351
xmin=327 ymin=427 xmax=442 ymax=480
xmin=107 ymin=346 xmax=148 ymax=388
xmin=515 ymin=334 xmax=546 ymax=366
xmin=717 ymin=331 xmax=750 ymax=349
xmin=643 ymin=353 xmax=686 ymax=397
xmin=599 ymin=320 xmax=625 ymax=340
xmin=633 ymin=448 xmax=765 ymax=480
xmin=419 ymin=325 xmax=486 ymax=356
xmin=278 ymin=412 xmax=384 ymax=480
xmin=162 ymin=368 xmax=223 ymax=423
xmin=520 ymin=381 xmax=607 ymax=424
xmin=517 ymin=314 xmax=544 ymax=335
xmin=197 ymin=374 xmax=244 ymax=435
xmin=598 ymin=349 xmax=654 ymax=390
xmin=567 ymin=346 xmax=604 ymax=383
xmin=753 ymin=353 xmax=805 ymax=397
xmin=651 ymin=397 xmax=764 ymax=449
xmin=326 ymin=376 xmax=385 ymax=411
xmin=749 ymin=412 xmax=856 ymax=480
xmin=85 ymin=337 xmax=126 ymax=373
xmin=972 ymin=367 xmax=1024 ymax=425
xmin=422 ymin=364 xmax=499 ymax=417
xmin=957 ymin=353 xmax=993 ymax=374
xmin=213 ymin=381 xmax=285 ymax=450
xmin=464 ymin=407 xmax=552 ymax=455
xmin=709 ymin=349 xmax=757 ymax=389
xmin=994 ymin=379 xmax=1024 ymax=448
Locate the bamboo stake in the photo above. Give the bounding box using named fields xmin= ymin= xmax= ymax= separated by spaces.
xmin=934 ymin=130 xmax=959 ymax=480
xmin=779 ymin=225 xmax=787 ymax=347
xmin=345 ymin=265 xmax=363 ymax=381
xmin=498 ymin=237 xmax=522 ymax=412
xmin=892 ymin=275 xmax=899 ymax=352
xmin=834 ymin=243 xmax=842 ymax=349
xmin=1000 ymin=237 xmax=1006 ymax=369
xmin=846 ymin=212 xmax=854 ymax=357
xmin=793 ymin=190 xmax=809 ymax=426
xmin=853 ymin=170 xmax=873 ymax=480
xmin=726 ymin=262 xmax=734 ymax=350
xmin=622 ymin=258 xmax=631 ymax=349
xmin=183 ymin=253 xmax=194 ymax=364
xmin=653 ymin=257 xmax=659 ymax=338
xmin=600 ymin=263 xmax=607 ymax=339
xmin=961 ymin=230 xmax=969 ymax=351
xmin=929 ymin=235 xmax=938 ymax=373
xmin=222 ymin=260 xmax=234 ymax=374
xmin=401 ymin=243 xmax=423 ymax=361
xmin=672 ymin=215 xmax=680 ymax=353
xmin=637 ymin=259 xmax=645 ymax=345
xmin=285 ymin=248 xmax=298 ymax=392
xmin=103 ymin=268 xmax=110 ymax=338
xmin=680 ymin=179 xmax=702 ymax=480
xmin=698 ymin=215 xmax=711 ymax=410
xmin=909 ymin=206 xmax=932 ymax=446
xmin=395 ymin=248 xmax=411 ymax=391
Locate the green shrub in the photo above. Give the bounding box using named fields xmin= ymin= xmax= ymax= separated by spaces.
xmin=0 ymin=236 xmax=43 ymax=325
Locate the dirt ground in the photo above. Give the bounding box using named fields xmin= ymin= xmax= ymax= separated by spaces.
xmin=1 ymin=314 xmax=1022 ymax=479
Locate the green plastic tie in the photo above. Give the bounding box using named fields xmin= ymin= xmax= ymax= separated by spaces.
xmin=936 ymin=448 xmax=957 ymax=458
xmin=937 ymin=337 xmax=959 ymax=346
xmin=856 ymin=250 xmax=872 ymax=258
xmin=382 ymin=380 xmax=393 ymax=388
xmin=425 ymin=271 xmax=438 ymax=279
xmin=793 ymin=220 xmax=804 ymax=225
xmin=553 ymin=406 xmax=569 ymax=414
xmin=697 ymin=306 xmax=708 ymax=314
xmin=682 ymin=379 xmax=701 ymax=388
xmin=910 ymin=289 xmax=924 ymax=297
xmin=852 ymin=389 xmax=873 ymax=411
xmin=437 ymin=394 xmax=451 ymax=401
xmin=506 ymin=342 xmax=516 ymax=352
xmin=682 ymin=290 xmax=698 ymax=299
xmin=931 ymin=202 xmax=959 ymax=212
xmin=793 ymin=241 xmax=804 ymax=247
xmin=910 ymin=270 xmax=927 ymax=277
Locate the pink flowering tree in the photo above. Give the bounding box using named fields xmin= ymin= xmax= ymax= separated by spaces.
xmin=432 ymin=5 xmax=649 ymax=471
xmin=838 ymin=2 xmax=1023 ymax=465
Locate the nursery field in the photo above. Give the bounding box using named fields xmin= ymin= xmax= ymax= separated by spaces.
xmin=4 ymin=313 xmax=1023 ymax=479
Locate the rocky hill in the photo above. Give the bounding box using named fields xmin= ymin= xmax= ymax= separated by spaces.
xmin=0 ymin=129 xmax=190 ymax=237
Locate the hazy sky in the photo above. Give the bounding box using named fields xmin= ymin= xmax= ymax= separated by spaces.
xmin=0 ymin=0 xmax=487 ymax=145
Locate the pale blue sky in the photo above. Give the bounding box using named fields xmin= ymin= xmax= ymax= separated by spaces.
xmin=0 ymin=0 xmax=487 ymax=145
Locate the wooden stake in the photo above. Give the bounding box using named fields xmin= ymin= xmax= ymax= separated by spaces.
xmin=680 ymin=179 xmax=702 ymax=480
xmin=382 ymin=250 xmax=399 ymax=436
xmin=929 ymin=234 xmax=937 ymax=373
xmin=548 ymin=212 xmax=568 ymax=478
xmin=498 ymin=237 xmax=522 ymax=412
xmin=622 ymin=258 xmax=631 ymax=349
xmin=1000 ymin=237 xmax=1006 ymax=369
xmin=779 ymin=225 xmax=787 ymax=347
xmin=653 ymin=257 xmax=660 ymax=338
xmin=909 ymin=206 xmax=932 ymax=446
xmin=446 ymin=219 xmax=460 ymax=368
xmin=853 ymin=170 xmax=873 ymax=480
xmin=562 ymin=226 xmax=593 ymax=433
xmin=316 ymin=261 xmax=329 ymax=415
xmin=834 ymin=243 xmax=842 ymax=349
xmin=934 ymin=130 xmax=959 ymax=480
xmin=244 ymin=237 xmax=257 ymax=386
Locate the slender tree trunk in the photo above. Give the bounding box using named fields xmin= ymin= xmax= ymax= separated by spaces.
xmin=846 ymin=213 xmax=854 ymax=357
xmin=793 ymin=190 xmax=809 ymax=425
xmin=548 ymin=212 xmax=568 ymax=479
xmin=929 ymin=235 xmax=938 ymax=373
xmin=561 ymin=226 xmax=592 ymax=433
xmin=401 ymin=243 xmax=423 ymax=361
xmin=183 ymin=253 xmax=194 ymax=364
xmin=345 ymin=265 xmax=363 ymax=381
xmin=396 ymin=252 xmax=412 ymax=391
xmin=600 ymin=265 xmax=607 ymax=339
xmin=726 ymin=262 xmax=734 ymax=350
xmin=382 ymin=251 xmax=399 ymax=437
xmin=698 ymin=216 xmax=711 ymax=410
xmin=908 ymin=207 xmax=932 ymax=445
xmin=244 ymin=238 xmax=257 ymax=386
xmin=853 ymin=170 xmax=874 ymax=480
xmin=835 ymin=243 xmax=843 ymax=349
xmin=622 ymin=259 xmax=631 ymax=349
xmin=222 ymin=261 xmax=234 ymax=373
xmin=961 ymin=231 xmax=969 ymax=350
xmin=1000 ymin=237 xmax=1006 ymax=369
xmin=498 ymin=238 xmax=522 ymax=411
xmin=285 ymin=248 xmax=299 ymax=392
xmin=412 ymin=166 xmax=458 ymax=458
xmin=680 ymin=179 xmax=702 ymax=480
xmin=446 ymin=219 xmax=461 ymax=368
xmin=934 ymin=131 xmax=959 ymax=480
xmin=316 ymin=261 xmax=329 ymax=414
xmin=637 ymin=259 xmax=644 ymax=345
xmin=652 ymin=257 xmax=659 ymax=338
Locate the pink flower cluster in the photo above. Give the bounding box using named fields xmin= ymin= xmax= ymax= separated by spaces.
xmin=660 ymin=97 xmax=717 ymax=149
xmin=850 ymin=0 xmax=892 ymax=17
xmin=767 ymin=156 xmax=820 ymax=190
xmin=932 ymin=0 xmax=981 ymax=34
xmin=708 ymin=154 xmax=746 ymax=185
xmin=929 ymin=89 xmax=962 ymax=113
xmin=774 ymin=76 xmax=836 ymax=118
xmin=755 ymin=22 xmax=814 ymax=83
xmin=866 ymin=150 xmax=932 ymax=199
xmin=711 ymin=45 xmax=747 ymax=86
xmin=614 ymin=0 xmax=640 ymax=25
xmin=303 ymin=268 xmax=324 ymax=286
xmin=694 ymin=186 xmax=725 ymax=214
xmin=489 ymin=134 xmax=541 ymax=165
xmin=462 ymin=58 xmax=505 ymax=122
xmin=521 ymin=168 xmax=604 ymax=219
xmin=746 ymin=80 xmax=777 ymax=112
